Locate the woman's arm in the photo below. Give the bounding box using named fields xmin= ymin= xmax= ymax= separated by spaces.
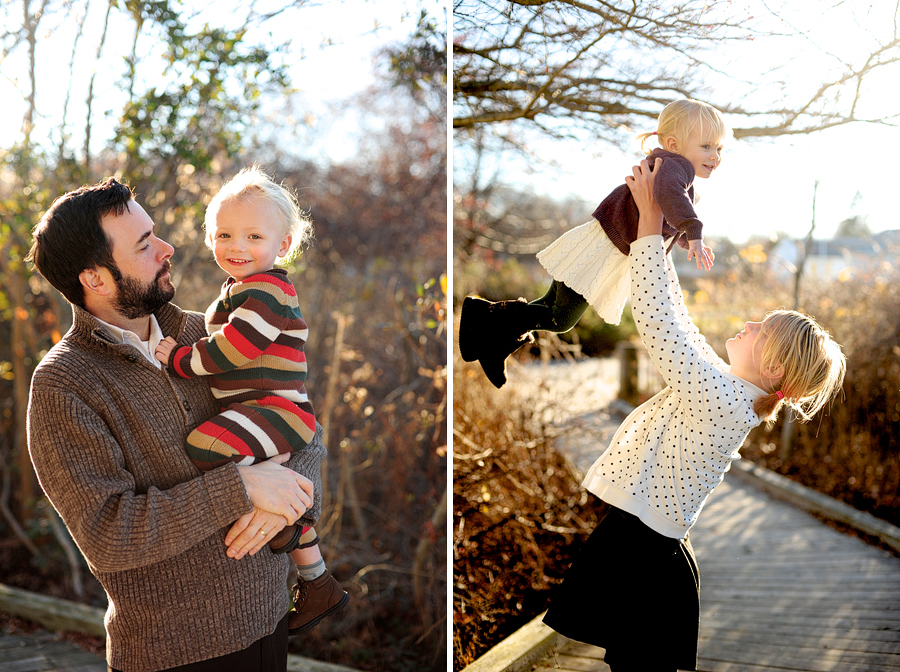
xmin=626 ymin=162 xmax=732 ymax=407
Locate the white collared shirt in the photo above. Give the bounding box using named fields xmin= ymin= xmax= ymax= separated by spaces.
xmin=94 ymin=314 xmax=165 ymax=369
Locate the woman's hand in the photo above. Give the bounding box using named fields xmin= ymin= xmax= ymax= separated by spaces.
xmin=225 ymin=508 xmax=289 ymax=559
xmin=626 ymin=158 xmax=664 ymax=238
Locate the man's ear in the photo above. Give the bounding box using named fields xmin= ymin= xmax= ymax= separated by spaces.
xmin=79 ymin=267 xmax=113 ymax=298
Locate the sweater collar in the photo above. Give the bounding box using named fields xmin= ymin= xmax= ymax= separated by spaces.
xmin=70 ymin=302 xmax=187 ymax=344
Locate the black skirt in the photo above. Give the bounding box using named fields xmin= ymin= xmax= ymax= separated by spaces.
xmin=543 ymin=504 xmax=700 ymax=672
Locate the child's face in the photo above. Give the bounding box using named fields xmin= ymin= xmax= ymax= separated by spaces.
xmin=669 ymin=129 xmax=724 ymax=179
xmin=209 ymin=198 xmax=292 ymax=281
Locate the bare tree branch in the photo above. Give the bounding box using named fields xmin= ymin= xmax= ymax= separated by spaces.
xmin=453 ymin=0 xmax=900 ymax=142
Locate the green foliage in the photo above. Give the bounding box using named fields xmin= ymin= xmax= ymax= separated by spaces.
xmin=383 ymin=9 xmax=447 ymax=118
xmin=115 ymin=19 xmax=291 ymax=173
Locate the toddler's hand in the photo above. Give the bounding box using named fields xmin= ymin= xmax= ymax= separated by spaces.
xmin=155 ymin=336 xmax=178 ymax=365
xmin=687 ymin=238 xmax=714 ymax=272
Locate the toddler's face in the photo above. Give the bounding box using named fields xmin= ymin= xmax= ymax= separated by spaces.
xmin=677 ymin=130 xmax=724 ymax=179
xmin=209 ymin=198 xmax=292 ymax=281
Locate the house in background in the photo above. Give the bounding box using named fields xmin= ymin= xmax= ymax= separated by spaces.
xmin=768 ymin=230 xmax=900 ymax=282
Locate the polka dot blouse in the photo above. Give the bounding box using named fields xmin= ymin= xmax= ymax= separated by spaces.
xmin=581 ymin=235 xmax=765 ymax=540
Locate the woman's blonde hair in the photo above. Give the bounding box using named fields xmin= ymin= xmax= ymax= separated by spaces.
xmin=754 ymin=310 xmax=846 ymax=427
xmin=204 ymin=165 xmax=313 ymax=264
xmin=637 ymin=99 xmax=732 ymax=155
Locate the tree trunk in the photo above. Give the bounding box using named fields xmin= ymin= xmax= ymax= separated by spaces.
xmin=781 ymin=180 xmax=818 ymax=462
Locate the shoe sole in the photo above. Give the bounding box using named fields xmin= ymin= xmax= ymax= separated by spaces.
xmin=458 ymin=296 xmax=487 ymax=362
xmin=288 ymin=591 xmax=350 ymax=636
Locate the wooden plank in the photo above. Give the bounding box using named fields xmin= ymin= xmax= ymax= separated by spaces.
xmin=0 ymin=638 xmax=105 ymax=671
xmin=700 ymin=620 xmax=900 ymax=644
xmin=0 ymin=584 xmax=105 ymax=637
xmin=0 ymin=658 xmax=54 ymax=672
xmin=696 ymin=644 xmax=900 ymax=672
xmin=532 ymin=641 xmax=609 ymax=672
xmin=698 ymin=630 xmax=900 ymax=655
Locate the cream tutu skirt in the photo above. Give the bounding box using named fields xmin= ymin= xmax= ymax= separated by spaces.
xmin=536 ymin=219 xmax=630 ymax=325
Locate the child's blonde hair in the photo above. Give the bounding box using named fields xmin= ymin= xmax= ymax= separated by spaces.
xmin=637 ymin=99 xmax=731 ymax=155
xmin=754 ymin=310 xmax=846 ymax=427
xmin=204 ymin=165 xmax=313 ymax=264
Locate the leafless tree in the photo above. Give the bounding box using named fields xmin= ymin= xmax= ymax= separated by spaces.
xmin=453 ymin=0 xmax=900 ymax=141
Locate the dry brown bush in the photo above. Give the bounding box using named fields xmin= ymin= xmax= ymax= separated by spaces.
xmin=452 ymin=346 xmax=604 ymax=671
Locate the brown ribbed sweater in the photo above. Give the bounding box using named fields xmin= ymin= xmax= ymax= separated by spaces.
xmin=27 ymin=302 xmax=326 ymax=671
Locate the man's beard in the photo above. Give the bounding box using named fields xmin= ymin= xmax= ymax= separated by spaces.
xmin=113 ymin=262 xmax=175 ymax=319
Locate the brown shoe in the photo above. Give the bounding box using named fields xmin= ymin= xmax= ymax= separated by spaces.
xmin=288 ymin=570 xmax=349 ymax=635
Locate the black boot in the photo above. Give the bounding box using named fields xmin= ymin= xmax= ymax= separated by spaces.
xmin=458 ymin=296 xmax=550 ymax=389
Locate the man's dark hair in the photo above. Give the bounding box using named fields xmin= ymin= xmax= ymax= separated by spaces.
xmin=27 ymin=178 xmax=133 ymax=308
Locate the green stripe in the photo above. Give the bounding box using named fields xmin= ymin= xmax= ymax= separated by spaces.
xmin=214 ymin=368 xmax=306 ymax=384
xmin=252 ymin=406 xmax=310 ymax=446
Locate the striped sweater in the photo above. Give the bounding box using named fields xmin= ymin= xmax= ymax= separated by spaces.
xmin=168 ymin=269 xmax=317 ymax=446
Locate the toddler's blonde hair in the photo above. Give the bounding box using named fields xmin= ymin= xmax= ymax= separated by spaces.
xmin=637 ymin=99 xmax=732 ymax=155
xmin=204 ymin=165 xmax=313 ymax=264
xmin=753 ymin=310 xmax=846 ymax=427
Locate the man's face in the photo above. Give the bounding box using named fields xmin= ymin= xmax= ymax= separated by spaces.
xmin=100 ymin=200 xmax=176 ymax=319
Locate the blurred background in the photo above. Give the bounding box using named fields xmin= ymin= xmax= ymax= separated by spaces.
xmin=453 ymin=0 xmax=900 ymax=668
xmin=0 ymin=1 xmax=447 ymax=670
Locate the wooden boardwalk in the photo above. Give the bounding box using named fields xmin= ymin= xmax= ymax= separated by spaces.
xmin=0 ymin=631 xmax=105 ymax=671
xmin=530 ymin=473 xmax=900 ymax=672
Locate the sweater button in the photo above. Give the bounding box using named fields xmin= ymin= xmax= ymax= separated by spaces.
xmin=182 ymin=400 xmax=191 ymax=412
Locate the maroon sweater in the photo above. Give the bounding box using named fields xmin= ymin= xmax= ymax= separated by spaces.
xmin=592 ymin=148 xmax=702 ymax=255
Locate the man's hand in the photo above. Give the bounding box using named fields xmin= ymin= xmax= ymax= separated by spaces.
xmin=155 ymin=336 xmax=178 ymax=365
xmin=687 ymin=238 xmax=715 ymax=271
xmin=626 ymin=159 xmax=664 ymax=239
xmin=225 ymin=508 xmax=289 ymax=559
xmin=236 ymin=453 xmax=314 ymax=524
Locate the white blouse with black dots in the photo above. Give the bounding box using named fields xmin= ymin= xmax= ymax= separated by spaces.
xmin=582 ymin=235 xmax=766 ymax=540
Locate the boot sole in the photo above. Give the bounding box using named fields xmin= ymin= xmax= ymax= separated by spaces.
xmin=288 ymin=591 xmax=350 ymax=636
xmin=458 ymin=296 xmax=488 ymax=362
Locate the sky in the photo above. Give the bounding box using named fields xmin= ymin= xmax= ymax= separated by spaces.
xmin=452 ymin=0 xmax=900 ymax=243
xmin=510 ymin=122 xmax=900 ymax=244
xmin=0 ymin=0 xmax=444 ymax=163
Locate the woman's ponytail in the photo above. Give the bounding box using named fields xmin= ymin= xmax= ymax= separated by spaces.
xmin=752 ymin=311 xmax=846 ymax=428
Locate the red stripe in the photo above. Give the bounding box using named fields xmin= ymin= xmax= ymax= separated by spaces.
xmin=193 ymin=423 xmax=255 ymax=458
xmin=222 ymin=321 xmax=265 ymax=361
xmin=245 ymin=273 xmax=296 ymax=296
xmin=265 ymin=343 xmax=303 ymax=362
xmin=257 ymin=395 xmax=316 ymax=430
xmin=172 ymin=346 xmax=191 ymax=378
